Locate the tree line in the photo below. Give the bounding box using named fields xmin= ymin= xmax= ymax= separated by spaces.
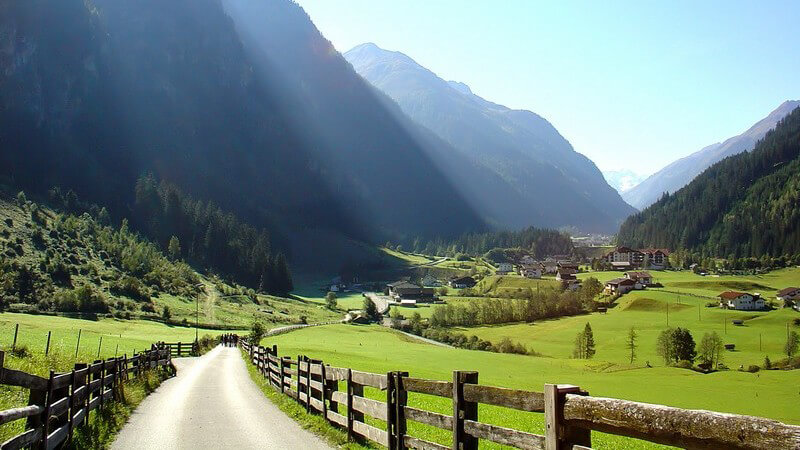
xmin=394 ymin=226 xmax=574 ymax=259
xmin=132 ymin=175 xmax=292 ymax=295
xmin=618 ymin=106 xmax=800 ymax=259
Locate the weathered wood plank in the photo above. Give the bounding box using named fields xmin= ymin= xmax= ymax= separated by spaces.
xmin=351 ymin=370 xmax=388 ymax=390
xmin=563 ymin=394 xmax=800 ymax=450
xmin=48 ymin=397 xmax=69 ymax=417
xmin=403 ymin=435 xmax=450 ymax=450
xmin=309 ymin=397 xmax=324 ymax=412
xmin=284 ymin=387 xmax=298 ymax=399
xmin=464 ymin=420 xmax=546 ymax=450
xmin=353 ymin=420 xmax=389 ymax=447
xmin=284 ymin=367 xmax=297 ymax=376
xmin=0 ymin=405 xmax=44 ymax=426
xmin=298 ymin=392 xmax=308 ymax=404
xmin=404 ymin=406 xmax=452 ymax=430
xmin=352 ymin=396 xmax=388 ymax=421
xmin=325 ymin=366 xmax=348 ymax=381
xmin=268 ymin=354 xmax=280 ymax=364
xmin=327 ymin=410 xmax=348 ymax=427
xmin=283 ymin=376 xmax=293 ymax=387
xmin=463 ymin=383 xmax=545 ymax=412
xmin=88 ymin=396 xmax=100 ymax=411
xmin=49 ymin=373 xmax=73 ymax=390
xmin=403 ymin=378 xmax=452 ymax=398
xmin=298 ymin=362 xmax=309 ymax=371
xmin=269 ymin=372 xmax=281 ymax=385
xmin=330 ymin=390 xmax=347 ymax=405
xmin=309 ymin=380 xmax=324 ymax=392
xmin=71 ymin=407 xmax=86 ymax=428
xmin=1 ymin=426 xmax=42 ymax=450
xmin=309 ymin=363 xmax=323 ymax=376
xmin=45 ymin=424 xmax=68 ymax=450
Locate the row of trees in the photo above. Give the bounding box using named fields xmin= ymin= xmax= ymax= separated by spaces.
xmin=428 ymin=287 xmax=600 ymax=328
xmin=394 ymin=226 xmax=574 ymax=259
xmin=132 ymin=174 xmax=292 ymax=295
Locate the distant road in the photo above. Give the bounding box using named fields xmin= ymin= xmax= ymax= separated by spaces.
xmin=112 ymin=346 xmax=331 ymax=450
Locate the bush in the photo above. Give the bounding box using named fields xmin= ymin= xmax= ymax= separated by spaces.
xmin=10 ymin=344 xmax=30 ymax=358
xmin=141 ymin=303 xmax=156 ymax=313
xmin=110 ymin=276 xmax=151 ymax=302
xmin=745 ymin=365 xmax=760 ymax=373
xmin=55 ymin=286 xmax=109 ymax=313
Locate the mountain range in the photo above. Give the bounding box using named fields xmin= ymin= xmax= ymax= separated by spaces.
xmin=344 ymin=43 xmax=635 ymax=233
xmin=602 ymin=170 xmax=647 ymax=194
xmin=623 ymin=100 xmax=800 ymax=210
xmin=0 ymin=0 xmax=494 ymax=273
xmin=619 ymin=105 xmax=800 ymax=258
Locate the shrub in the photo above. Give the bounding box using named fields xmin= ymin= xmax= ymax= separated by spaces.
xmin=745 ymin=365 xmax=760 ymax=373
xmin=110 ymin=276 xmax=151 ymax=302
xmin=141 ymin=303 xmax=156 ymax=313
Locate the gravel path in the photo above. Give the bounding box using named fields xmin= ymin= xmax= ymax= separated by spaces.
xmin=112 ymin=346 xmax=331 ymax=449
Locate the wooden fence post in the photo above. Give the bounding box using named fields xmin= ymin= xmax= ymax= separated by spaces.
xmin=326 ymin=364 xmax=338 ymax=414
xmin=346 ymin=368 xmax=354 ymax=441
xmin=12 ymin=323 xmax=18 ymax=351
xmin=387 ymin=372 xmax=397 ymax=449
xmin=393 ymin=371 xmax=409 ymax=450
xmin=320 ymin=364 xmax=328 ymax=418
xmin=296 ymin=355 xmax=302 ymax=405
xmin=453 ymin=371 xmax=478 ymax=450
xmin=45 ymin=331 xmax=51 ymax=356
xmin=544 ymin=384 xmax=591 ymax=450
xmin=305 ymin=357 xmax=312 ymax=413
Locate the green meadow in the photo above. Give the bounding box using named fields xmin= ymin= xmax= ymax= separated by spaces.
xmin=266 ymin=324 xmax=800 ymax=449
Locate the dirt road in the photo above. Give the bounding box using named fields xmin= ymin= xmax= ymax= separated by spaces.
xmin=112 ymin=346 xmax=331 ymax=449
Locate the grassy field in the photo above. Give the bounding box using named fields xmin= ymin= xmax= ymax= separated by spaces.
xmin=265 ymin=324 xmax=800 ymax=449
xmin=0 ymin=313 xmax=239 ymax=364
xmin=457 ymin=268 xmax=800 ymax=367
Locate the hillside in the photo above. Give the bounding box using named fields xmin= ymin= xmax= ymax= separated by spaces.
xmin=0 ymin=191 xmax=337 ymax=328
xmin=343 ymin=43 xmax=635 ymax=233
xmin=618 ymin=106 xmax=800 ymax=257
xmin=0 ymin=0 xmax=485 ymax=273
xmin=623 ymin=100 xmax=800 ymax=209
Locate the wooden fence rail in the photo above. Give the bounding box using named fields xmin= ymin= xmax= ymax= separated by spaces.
xmin=0 ymin=342 xmax=173 ymax=450
xmin=239 ymin=339 xmax=800 ymax=450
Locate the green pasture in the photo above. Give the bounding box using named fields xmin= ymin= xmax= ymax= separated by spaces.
xmin=456 ymin=290 xmax=798 ymax=367
xmin=265 ymin=324 xmax=800 ymax=449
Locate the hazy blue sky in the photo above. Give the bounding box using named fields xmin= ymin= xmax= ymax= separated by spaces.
xmin=295 ymin=0 xmax=799 ymax=174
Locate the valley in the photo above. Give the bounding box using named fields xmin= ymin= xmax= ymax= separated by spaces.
xmin=0 ymin=0 xmax=798 ymax=448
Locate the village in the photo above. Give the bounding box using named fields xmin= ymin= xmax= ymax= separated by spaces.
xmin=327 ymin=246 xmax=800 ymax=319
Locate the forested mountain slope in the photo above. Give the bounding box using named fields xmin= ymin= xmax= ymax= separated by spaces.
xmin=0 ymin=0 xmax=484 ymax=274
xmin=343 ymin=43 xmax=635 ymax=232
xmin=618 ymin=106 xmax=800 ymax=258
xmin=623 ymin=100 xmax=800 ymax=209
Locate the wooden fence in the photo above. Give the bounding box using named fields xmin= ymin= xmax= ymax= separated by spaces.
xmin=163 ymin=342 xmax=198 ymax=357
xmin=0 ymin=343 xmax=172 ymax=450
xmin=239 ymin=340 xmax=800 ymax=450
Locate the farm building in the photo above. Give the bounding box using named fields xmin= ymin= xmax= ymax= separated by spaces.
xmin=449 ymin=276 xmax=476 ymax=289
xmin=387 ymin=281 xmax=435 ymax=303
xmin=624 ymin=271 xmax=653 ymax=286
xmin=541 ymin=261 xmax=559 ymax=274
xmin=777 ymin=287 xmax=800 ymax=306
xmin=556 ymin=269 xmax=577 ymax=281
xmin=717 ymin=291 xmax=765 ymax=311
xmin=519 ymin=264 xmax=542 ymax=279
xmin=601 ymin=247 xmax=671 ymax=269
xmin=604 ymin=277 xmax=637 ymax=294
xmin=420 ymin=274 xmax=441 ymax=287
xmin=561 ymin=279 xmax=581 ymax=291
xmin=496 ymin=262 xmax=513 ymax=275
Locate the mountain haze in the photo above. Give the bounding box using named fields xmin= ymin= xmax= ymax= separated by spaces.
xmin=619 ymin=106 xmax=800 ymax=258
xmin=0 ymin=0 xmax=487 ymax=274
xmin=623 ymin=100 xmax=800 ymax=209
xmin=344 ymin=43 xmax=635 ymax=233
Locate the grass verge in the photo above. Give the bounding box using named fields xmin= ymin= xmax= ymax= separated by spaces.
xmin=69 ymin=368 xmax=170 ymax=449
xmin=239 ymin=348 xmax=372 ymax=449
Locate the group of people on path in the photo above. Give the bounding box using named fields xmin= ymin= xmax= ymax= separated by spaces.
xmin=221 ymin=334 xmax=239 ymax=347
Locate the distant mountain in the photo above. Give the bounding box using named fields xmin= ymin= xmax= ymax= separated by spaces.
xmin=602 ymin=170 xmax=647 ymax=195
xmin=0 ymin=0 xmax=487 ymax=275
xmin=618 ymin=106 xmax=800 ymax=258
xmin=623 ymin=100 xmax=800 ymax=209
xmin=344 ymin=43 xmax=636 ymax=233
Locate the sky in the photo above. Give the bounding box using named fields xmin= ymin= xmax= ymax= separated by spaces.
xmin=295 ymin=0 xmax=800 ymax=175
